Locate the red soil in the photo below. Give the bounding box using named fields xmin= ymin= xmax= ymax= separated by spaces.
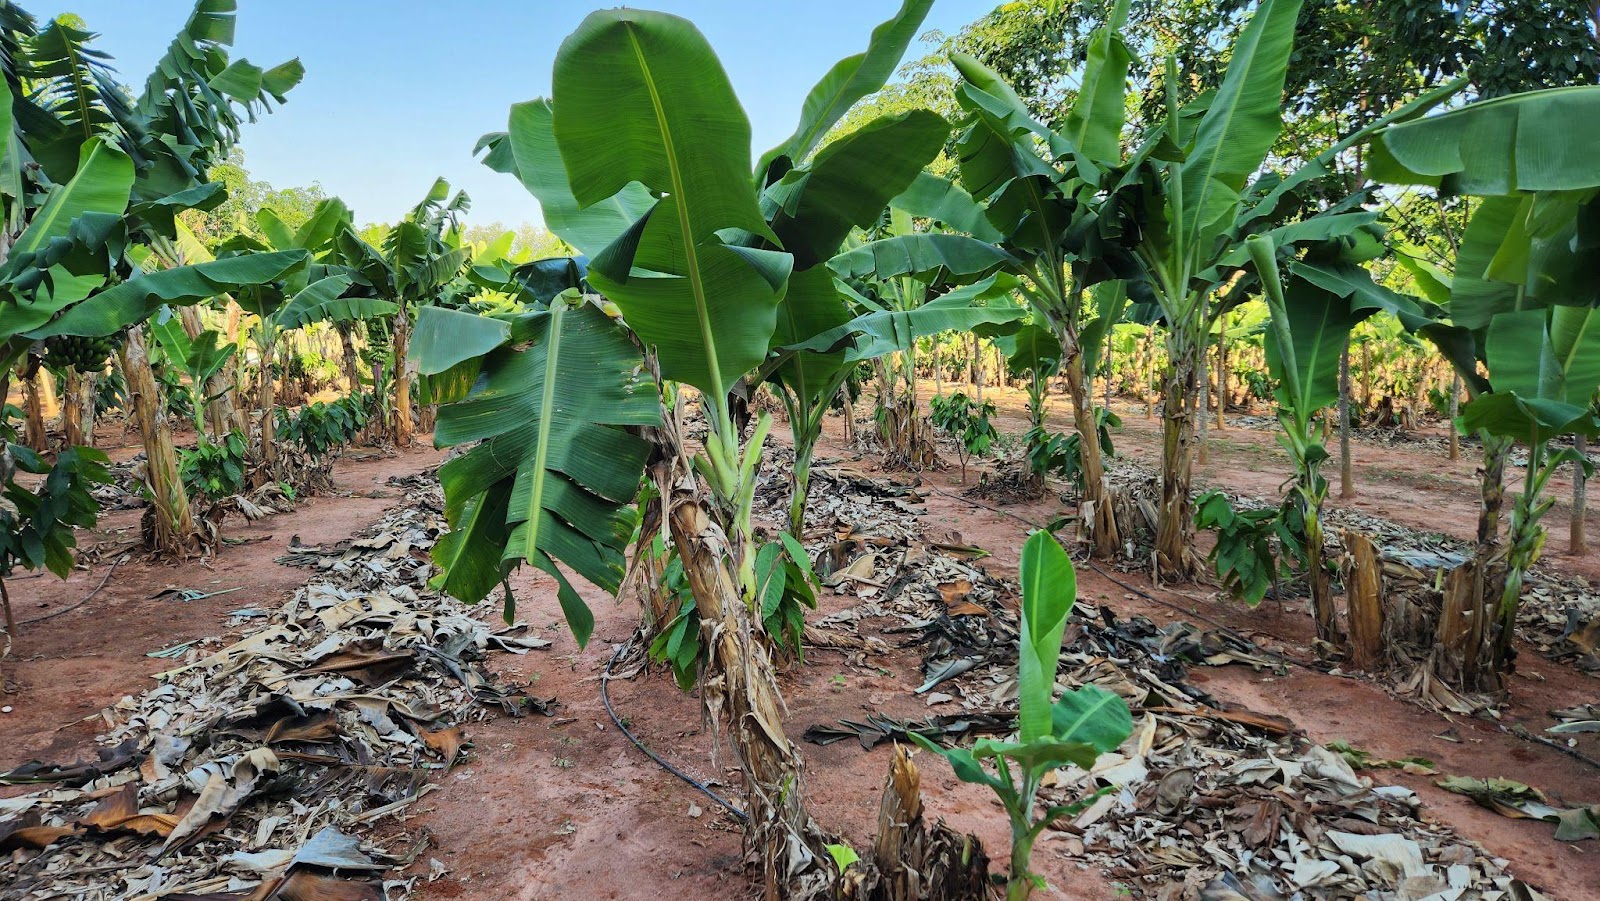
xmin=5 ymin=392 xmax=1597 ymax=900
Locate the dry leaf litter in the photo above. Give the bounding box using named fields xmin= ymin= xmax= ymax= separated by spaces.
xmin=758 ymin=449 xmax=1561 ymax=900
xmin=0 ymin=474 xmax=551 ymax=900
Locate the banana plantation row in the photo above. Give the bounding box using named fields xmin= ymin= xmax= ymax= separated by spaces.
xmin=1 ymin=0 xmax=1596 ymax=898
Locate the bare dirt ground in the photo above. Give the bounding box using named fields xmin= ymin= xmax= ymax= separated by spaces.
xmin=5 ymin=391 xmax=1597 ymax=900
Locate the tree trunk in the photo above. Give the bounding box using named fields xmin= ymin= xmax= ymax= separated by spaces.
xmin=61 ymin=369 xmax=93 ymax=448
xmin=1154 ymin=346 xmax=1199 ymax=580
xmin=1338 ymin=343 xmax=1354 ymax=499
xmin=1447 ymin=373 xmax=1461 ymax=461
xmin=257 ymin=340 xmax=280 ymax=478
xmin=839 ymin=745 xmax=991 ymax=901
xmin=22 ymin=367 xmax=48 ymax=452
xmin=1342 ymin=531 xmax=1384 ymax=669
xmin=1196 ymin=336 xmax=1209 ymax=465
xmin=1215 ymin=333 xmax=1227 ymax=431
xmin=339 ymin=325 xmax=363 ymax=395
xmin=120 ymin=328 xmax=198 ymax=555
xmin=667 ymin=494 xmax=834 ymax=900
xmin=970 ymin=334 xmax=984 ymax=405
xmin=1574 ymin=434 xmax=1589 ymax=556
xmin=393 ymin=306 xmax=414 ymax=448
xmin=1057 ymin=327 xmax=1120 ymax=559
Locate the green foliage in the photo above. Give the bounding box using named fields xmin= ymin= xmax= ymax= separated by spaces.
xmin=645 ymin=541 xmax=704 ymax=692
xmin=1 ymin=443 xmax=111 ymax=580
xmin=912 ymin=531 xmax=1132 ymax=900
xmin=178 ymin=430 xmax=249 ymax=501
xmin=277 ymin=393 xmax=373 ymax=460
xmin=931 ymin=391 xmax=998 ymax=482
xmin=1025 ymin=408 xmax=1119 ymax=487
xmin=1193 ymin=490 xmax=1289 ymax=607
xmin=754 ymin=532 xmax=820 ymax=657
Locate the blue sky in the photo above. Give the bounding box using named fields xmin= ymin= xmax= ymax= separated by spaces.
xmin=30 ymin=1 xmax=996 ymax=228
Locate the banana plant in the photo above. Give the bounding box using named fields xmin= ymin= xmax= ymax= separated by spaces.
xmin=949 ymin=0 xmax=1462 ymax=577
xmin=1246 ymin=231 xmax=1420 ymax=644
xmin=149 ymin=311 xmax=237 ymax=438
xmin=1373 ymin=85 xmax=1600 ymax=686
xmin=220 ymin=198 xmax=380 ymax=477
xmin=0 ymin=0 xmax=307 ymax=555
xmin=812 ymin=206 xmax=1020 ymax=470
xmin=426 ymin=6 xmax=1011 ymax=894
xmin=941 ymin=0 xmax=1142 ymax=559
xmin=912 ymin=530 xmax=1132 ymax=901
xmin=432 ymin=10 xmax=826 ymax=891
xmin=335 ymin=179 xmax=471 ymax=447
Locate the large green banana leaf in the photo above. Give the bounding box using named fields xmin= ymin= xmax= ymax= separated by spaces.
xmin=425 ymin=299 xmax=662 ymax=646
xmin=1080 ymin=280 xmax=1130 ymax=377
xmin=13 ymin=138 xmax=133 ymax=259
xmin=827 ymin=233 xmax=1015 ymax=282
xmin=552 ymin=10 xmax=791 ymax=398
xmin=272 ymin=275 xmax=388 ymax=329
xmin=758 ymin=0 xmax=934 ymax=178
xmin=1177 ymin=0 xmax=1303 ymax=249
xmin=767 ymin=266 xmax=855 ymax=405
xmin=1264 ymin=275 xmax=1365 ymax=416
xmin=785 ymin=273 xmax=1024 ymax=362
xmin=1058 ymin=0 xmax=1134 ymax=167
xmin=495 ymin=100 xmax=653 ymax=258
xmin=30 ymin=250 xmax=310 ymax=337
xmin=1465 ymin=306 xmax=1600 ymax=442
xmin=890 ymin=172 xmax=1004 ymax=242
xmin=763 ymin=109 xmax=947 ymax=268
xmin=1371 ymin=86 xmax=1600 ymax=194
xmin=998 ymin=323 xmax=1062 ymax=378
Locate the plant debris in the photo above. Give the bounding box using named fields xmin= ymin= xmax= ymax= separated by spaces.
xmin=0 ymin=480 xmax=549 ymax=899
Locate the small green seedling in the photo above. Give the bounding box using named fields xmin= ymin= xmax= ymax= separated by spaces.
xmin=912 ymin=530 xmax=1132 ymax=901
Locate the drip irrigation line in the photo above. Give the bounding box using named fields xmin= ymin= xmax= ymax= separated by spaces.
xmin=18 ymin=557 xmax=124 ymax=627
xmin=1502 ymin=723 xmax=1600 ymax=772
xmin=602 ymin=640 xmax=749 ymax=822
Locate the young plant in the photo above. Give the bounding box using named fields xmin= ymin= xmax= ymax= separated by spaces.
xmin=178 ymin=429 xmax=249 ymax=502
xmin=1193 ymin=490 xmax=1287 ymax=607
xmin=930 ymin=391 xmax=998 ymax=483
xmin=913 ymin=531 xmax=1132 ymax=900
xmin=0 ymin=440 xmax=111 ymax=639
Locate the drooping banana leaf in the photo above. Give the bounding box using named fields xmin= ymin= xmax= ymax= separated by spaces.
xmin=1371 ymin=86 xmax=1600 ymax=195
xmin=272 ymin=275 xmax=384 ymax=329
xmin=763 ymin=109 xmax=948 ymax=268
xmin=889 ymin=172 xmax=1004 ymax=242
xmin=827 ymin=233 xmax=1016 ymax=282
xmin=785 ymin=272 xmax=1024 ymax=362
xmin=998 ymin=323 xmax=1062 ymax=378
xmin=429 ymin=299 xmax=661 ymax=645
xmin=30 ymin=250 xmax=311 ymax=338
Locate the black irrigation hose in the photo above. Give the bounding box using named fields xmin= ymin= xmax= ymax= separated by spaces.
xmin=602 ymin=640 xmax=749 ymax=822
xmin=18 ymin=557 xmax=124 ymax=627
